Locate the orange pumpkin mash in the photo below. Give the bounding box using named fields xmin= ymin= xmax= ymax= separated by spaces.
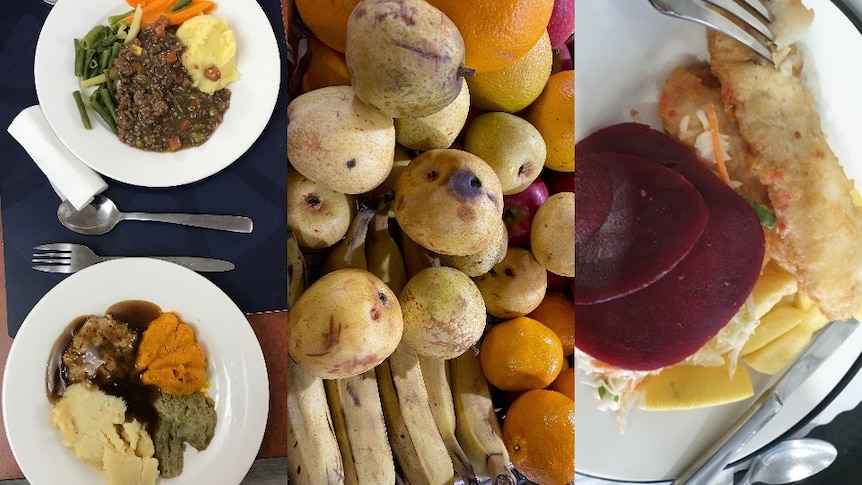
xmin=135 ymin=313 xmax=208 ymax=395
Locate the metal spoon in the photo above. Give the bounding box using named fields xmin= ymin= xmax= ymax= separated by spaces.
xmin=738 ymin=438 xmax=837 ymax=485
xmin=57 ymin=195 xmax=253 ymax=235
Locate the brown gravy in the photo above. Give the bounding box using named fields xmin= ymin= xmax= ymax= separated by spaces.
xmin=46 ymin=300 xmax=166 ymax=428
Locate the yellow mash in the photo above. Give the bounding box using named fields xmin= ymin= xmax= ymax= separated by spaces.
xmin=176 ymin=15 xmax=240 ymax=94
xmin=50 ymin=383 xmax=159 ymax=485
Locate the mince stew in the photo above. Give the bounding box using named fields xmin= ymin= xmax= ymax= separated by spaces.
xmin=110 ymin=18 xmax=230 ymax=152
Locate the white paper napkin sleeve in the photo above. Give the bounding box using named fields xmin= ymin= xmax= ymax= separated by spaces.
xmin=7 ymin=105 xmax=108 ymax=211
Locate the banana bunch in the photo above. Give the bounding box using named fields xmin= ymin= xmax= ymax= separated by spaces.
xmin=450 ymin=351 xmax=516 ymax=485
xmin=325 ymin=369 xmax=396 ymax=484
xmin=287 ymin=230 xmax=307 ymax=310
xmin=378 ymin=341 xmax=455 ymax=485
xmin=419 ymin=354 xmax=478 ymax=484
xmin=367 ymin=205 xmax=408 ymax=294
xmin=287 ymin=356 xmax=345 ymax=484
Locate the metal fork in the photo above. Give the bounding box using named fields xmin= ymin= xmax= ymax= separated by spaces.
xmin=649 ymin=0 xmax=775 ymax=62
xmin=32 ymin=243 xmax=235 ymax=273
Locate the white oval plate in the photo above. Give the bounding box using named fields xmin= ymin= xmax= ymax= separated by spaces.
xmin=575 ymin=0 xmax=862 ymax=481
xmin=34 ymin=0 xmax=280 ymax=187
xmin=2 ymin=258 xmax=269 ymax=485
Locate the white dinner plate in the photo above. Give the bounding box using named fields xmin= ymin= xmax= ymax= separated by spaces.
xmin=2 ymin=258 xmax=269 ymax=485
xmin=575 ymin=0 xmax=862 ymax=481
xmin=34 ymin=0 xmax=280 ymax=187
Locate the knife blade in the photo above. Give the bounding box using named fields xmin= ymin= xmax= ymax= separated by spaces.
xmin=671 ymin=319 xmax=860 ymax=485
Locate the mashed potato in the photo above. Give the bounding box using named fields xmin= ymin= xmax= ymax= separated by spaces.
xmin=50 ymin=383 xmax=159 ymax=485
xmin=176 ymin=15 xmax=240 ymax=94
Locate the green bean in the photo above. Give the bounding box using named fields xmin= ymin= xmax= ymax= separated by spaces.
xmin=108 ymin=10 xmax=134 ymax=26
xmin=73 ymin=39 xmax=84 ymax=77
xmin=88 ymin=96 xmax=117 ymax=134
xmin=72 ymin=91 xmax=92 ymax=130
xmin=171 ymin=0 xmax=192 ymax=11
xmin=80 ymin=25 xmax=107 ymax=50
xmin=98 ymin=87 xmax=118 ymax=124
xmin=80 ymin=73 xmax=107 ymax=89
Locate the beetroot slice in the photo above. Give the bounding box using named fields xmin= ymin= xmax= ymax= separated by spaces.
xmin=575 ymin=152 xmax=708 ymax=304
xmin=575 ymin=123 xmax=765 ymax=371
xmin=575 ymin=155 xmax=613 ymax=245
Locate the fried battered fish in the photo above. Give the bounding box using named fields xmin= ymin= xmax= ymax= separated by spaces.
xmin=663 ymin=1 xmax=862 ymax=320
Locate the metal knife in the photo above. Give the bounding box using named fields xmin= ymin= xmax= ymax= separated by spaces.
xmin=671 ymin=319 xmax=860 ymax=485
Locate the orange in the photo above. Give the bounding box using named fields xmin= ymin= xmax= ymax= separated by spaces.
xmin=426 ymin=0 xmax=554 ymax=73
xmin=480 ymin=317 xmax=564 ymax=391
xmin=466 ymin=31 xmax=553 ymax=113
xmin=527 ymin=291 xmax=575 ymax=357
xmin=301 ymin=36 xmax=351 ymax=93
xmin=523 ymin=69 xmax=574 ymax=172
xmin=503 ymin=389 xmax=575 ymax=485
xmin=295 ymin=0 xmax=361 ymax=53
xmin=548 ymin=367 xmax=574 ymax=401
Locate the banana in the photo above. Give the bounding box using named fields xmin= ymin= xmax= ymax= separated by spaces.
xmin=418 ymin=354 xmax=478 ymax=484
xmin=322 ymin=206 xmax=375 ymax=273
xmin=324 ymin=369 xmax=396 ymax=485
xmin=287 ymin=356 xmax=345 ymax=485
xmin=450 ymin=351 xmax=516 ymax=485
xmin=366 ymin=206 xmax=408 ymax=294
xmin=399 ymin=227 xmax=441 ymax=279
xmin=288 ymin=229 xmax=308 ymax=310
xmin=378 ymin=341 xmax=456 ymax=485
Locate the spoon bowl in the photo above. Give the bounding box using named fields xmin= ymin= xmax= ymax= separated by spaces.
xmin=740 ymin=438 xmax=837 ymax=485
xmin=57 ymin=195 xmax=253 ymax=235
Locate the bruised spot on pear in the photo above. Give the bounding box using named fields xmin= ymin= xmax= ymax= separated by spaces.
xmin=449 ymin=168 xmax=484 ymax=200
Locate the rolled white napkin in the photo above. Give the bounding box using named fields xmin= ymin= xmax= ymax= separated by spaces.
xmin=7 ymin=105 xmax=108 ymax=211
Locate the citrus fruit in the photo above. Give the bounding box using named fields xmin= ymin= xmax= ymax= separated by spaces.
xmin=523 ymin=69 xmax=574 ymax=172
xmin=466 ymin=31 xmax=552 ymax=113
xmin=479 ymin=316 xmax=564 ymax=391
xmin=426 ymin=0 xmax=554 ymax=73
xmin=295 ymin=0 xmax=360 ymax=53
xmin=527 ymin=291 xmax=575 ymax=356
xmin=301 ymin=36 xmax=351 ymax=93
xmin=548 ymin=367 xmax=574 ymax=401
xmin=503 ymin=389 xmax=575 ymax=485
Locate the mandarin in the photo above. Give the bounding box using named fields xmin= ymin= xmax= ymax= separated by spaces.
xmin=523 ymin=69 xmax=574 ymax=172
xmin=426 ymin=0 xmax=554 ymax=73
xmin=479 ymin=316 xmax=564 ymax=391
xmin=466 ymin=31 xmax=552 ymax=113
xmin=503 ymin=389 xmax=575 ymax=485
xmin=548 ymin=367 xmax=574 ymax=401
xmin=295 ymin=0 xmax=360 ymax=53
xmin=528 ymin=291 xmax=575 ymax=356
xmin=301 ymin=36 xmax=351 ymax=93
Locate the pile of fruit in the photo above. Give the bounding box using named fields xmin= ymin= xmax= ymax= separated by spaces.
xmin=286 ymin=0 xmax=574 ymax=483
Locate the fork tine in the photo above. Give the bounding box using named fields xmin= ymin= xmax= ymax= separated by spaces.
xmin=736 ymin=0 xmax=772 ymax=21
xmin=34 ymin=243 xmax=74 ymax=251
xmin=704 ymin=0 xmax=774 ymax=40
xmin=651 ymin=0 xmax=773 ymax=62
xmin=32 ymin=264 xmax=74 ymax=274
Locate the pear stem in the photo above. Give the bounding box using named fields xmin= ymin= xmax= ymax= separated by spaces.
xmin=458 ymin=66 xmax=476 ymax=77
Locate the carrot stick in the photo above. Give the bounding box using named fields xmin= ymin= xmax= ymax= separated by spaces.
xmin=706 ymin=103 xmax=731 ymax=186
xmin=121 ymin=0 xmax=174 ymax=25
xmin=164 ymin=1 xmax=215 ymax=24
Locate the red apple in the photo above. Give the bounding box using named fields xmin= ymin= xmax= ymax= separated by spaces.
xmin=547 ymin=0 xmax=574 ymax=49
xmin=544 ymin=168 xmax=574 ymax=194
xmin=553 ymin=44 xmax=573 ymax=73
xmin=503 ymin=178 xmax=549 ymax=247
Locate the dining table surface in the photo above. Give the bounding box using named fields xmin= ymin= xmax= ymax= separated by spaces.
xmin=0 ymin=0 xmax=288 ymax=483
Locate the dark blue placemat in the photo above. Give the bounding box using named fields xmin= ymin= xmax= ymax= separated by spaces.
xmin=0 ymin=0 xmax=287 ymax=337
